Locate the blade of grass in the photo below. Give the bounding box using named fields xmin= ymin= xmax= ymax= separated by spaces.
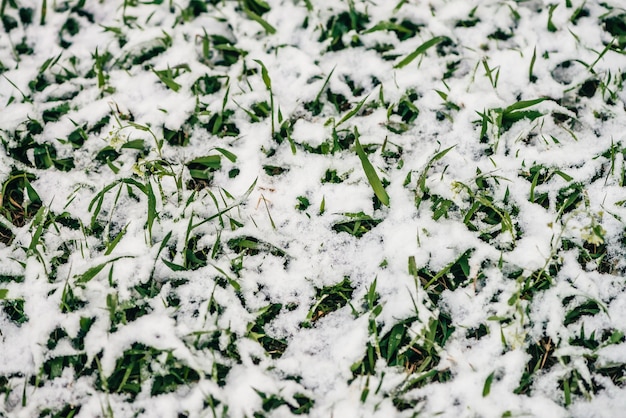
xmin=588 ymin=38 xmax=614 ymax=72
xmin=192 ymin=178 xmax=257 ymax=230
xmin=315 ymin=67 xmax=335 ymax=103
xmin=253 ymin=59 xmax=275 ymax=135
xmin=529 ymin=46 xmax=537 ymax=82
xmin=335 ymin=95 xmax=369 ymax=128
xmin=2 ymin=75 xmax=32 ymax=103
xmin=27 ymin=206 xmax=47 ymax=255
xmin=354 ymin=128 xmax=390 ymax=207
xmin=74 ymin=255 xmax=133 ymax=284
xmin=394 ymin=36 xmax=447 ymax=69
xmin=415 ymin=145 xmax=455 ymax=209
xmin=210 ymin=263 xmax=241 ymax=292
xmin=146 ymin=179 xmax=157 ymax=244
xmin=153 ymin=68 xmax=181 ymax=92
xmin=483 ymin=371 xmax=495 ymax=396
xmin=503 ymin=98 xmax=546 ymax=113
xmin=105 ymin=223 xmax=129 ymax=256
xmin=243 ymin=8 xmax=276 ymax=34
xmin=482 ymin=58 xmax=500 ymax=89
xmin=214 ymin=147 xmax=237 ymax=163
xmin=41 ymin=0 xmax=47 ymax=25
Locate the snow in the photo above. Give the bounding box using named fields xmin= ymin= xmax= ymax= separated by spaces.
xmin=1 ymin=0 xmax=626 ymax=417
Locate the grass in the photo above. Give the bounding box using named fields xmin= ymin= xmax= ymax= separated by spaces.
xmin=303 ymin=277 xmax=355 ymax=327
xmin=1 ymin=0 xmax=626 ymax=417
xmin=354 ymin=127 xmax=390 ymax=207
xmin=394 ymin=36 xmax=448 ymax=69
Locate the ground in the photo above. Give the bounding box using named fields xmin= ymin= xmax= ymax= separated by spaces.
xmin=1 ymin=1 xmax=626 ymax=417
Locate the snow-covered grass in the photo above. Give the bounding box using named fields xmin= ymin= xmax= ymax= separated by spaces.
xmin=1 ymin=0 xmax=626 ymax=416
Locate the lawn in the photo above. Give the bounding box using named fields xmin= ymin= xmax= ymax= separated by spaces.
xmin=1 ymin=0 xmax=626 ymax=417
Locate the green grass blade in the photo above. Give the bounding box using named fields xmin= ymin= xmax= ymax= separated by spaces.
xmin=214 ymin=147 xmax=237 ymax=163
xmin=40 ymin=0 xmax=47 ymax=24
xmin=394 ymin=36 xmax=447 ymax=69
xmin=121 ymin=139 xmax=145 ymax=150
xmin=315 ymin=67 xmax=335 ymax=103
xmin=28 ymin=206 xmax=47 ymax=254
xmin=162 ymin=258 xmax=186 ymax=271
xmin=244 ymin=8 xmax=276 ymax=34
xmin=105 ymin=223 xmax=129 ymax=256
xmin=188 ymin=155 xmax=221 ymax=168
xmin=529 ymin=46 xmax=537 ymax=82
xmin=354 ymin=129 xmax=390 ymax=207
xmin=153 ymin=69 xmax=181 ymax=92
xmin=386 ymin=324 xmax=405 ymax=362
xmin=588 ymin=37 xmax=614 ymax=72
xmin=146 ymin=179 xmax=157 ymax=243
xmin=191 ymin=178 xmax=257 ymax=230
xmin=483 ymin=371 xmax=495 ymax=397
xmin=418 ymin=145 xmax=455 ymax=192
xmin=24 ymin=178 xmax=41 ymax=204
xmin=503 ymin=98 xmax=546 ymax=113
xmin=253 ymin=59 xmax=272 ymax=90
xmin=530 ymin=170 xmax=539 ymax=203
xmin=210 ymin=263 xmax=241 ymax=292
xmin=75 ymin=256 xmax=131 ymax=284
xmin=336 ymin=95 xmax=370 ymax=128
xmin=253 ymin=59 xmax=275 ymax=135
xmin=554 ymin=170 xmax=573 ymax=182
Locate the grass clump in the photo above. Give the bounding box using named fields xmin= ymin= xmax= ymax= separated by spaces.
xmin=332 ymin=212 xmax=382 ymax=238
xmin=0 ymin=170 xmax=41 ymax=227
xmin=2 ymin=298 xmax=28 ymax=325
xmin=247 ymin=303 xmax=288 ymax=359
xmin=303 ymin=277 xmax=354 ymax=327
xmin=96 ymin=343 xmax=200 ymax=399
xmin=319 ymin=7 xmax=369 ymax=51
